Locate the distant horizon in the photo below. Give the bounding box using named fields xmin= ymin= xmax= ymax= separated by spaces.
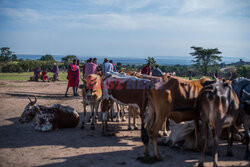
xmin=16 ymin=53 xmax=249 ymax=65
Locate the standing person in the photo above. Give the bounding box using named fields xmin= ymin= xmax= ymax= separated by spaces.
xmin=34 ymin=67 xmax=41 ymax=81
xmin=141 ymin=63 xmax=151 ymax=75
xmin=93 ymin=57 xmax=97 ymax=64
xmin=152 ymin=65 xmax=163 ymax=76
xmin=51 ymin=63 xmax=59 ymax=81
xmin=83 ymin=58 xmax=98 ymax=79
xmin=109 ymin=60 xmax=117 ymax=72
xmin=102 ymin=58 xmax=113 ymax=75
xmin=75 ymin=60 xmax=81 ymax=95
xmin=65 ymin=59 xmax=79 ymax=97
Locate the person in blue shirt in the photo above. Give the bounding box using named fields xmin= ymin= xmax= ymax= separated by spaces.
xmin=152 ymin=65 xmax=163 ymax=76
xmin=102 ymin=58 xmax=113 ymax=75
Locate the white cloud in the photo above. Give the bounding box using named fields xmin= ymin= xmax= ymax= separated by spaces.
xmin=1 ymin=8 xmax=41 ymax=22
xmin=0 ymin=0 xmax=249 ymax=59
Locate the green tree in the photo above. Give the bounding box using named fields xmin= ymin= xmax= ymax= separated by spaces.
xmin=0 ymin=47 xmax=13 ymax=62
xmin=237 ymin=65 xmax=250 ymax=78
xmin=40 ymin=54 xmax=55 ymax=61
xmin=145 ymin=57 xmax=157 ymax=68
xmin=116 ymin=62 xmax=122 ymax=71
xmin=11 ymin=54 xmax=17 ymax=61
xmin=61 ymin=55 xmax=77 ymax=63
xmin=190 ymin=46 xmax=222 ymax=75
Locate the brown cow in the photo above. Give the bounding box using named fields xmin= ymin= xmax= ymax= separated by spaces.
xmin=102 ymin=72 xmax=157 ymax=148
xmin=19 ymin=96 xmax=80 ymax=131
xmin=146 ymin=75 xmax=210 ymax=159
xmin=79 ymin=74 xmax=102 ymax=130
xmin=198 ymin=80 xmax=240 ymax=167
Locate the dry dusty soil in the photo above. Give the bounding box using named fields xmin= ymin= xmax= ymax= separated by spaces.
xmin=0 ymin=80 xmax=249 ymax=167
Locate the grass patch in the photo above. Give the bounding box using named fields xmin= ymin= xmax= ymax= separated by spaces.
xmin=0 ymin=72 xmax=70 ymax=81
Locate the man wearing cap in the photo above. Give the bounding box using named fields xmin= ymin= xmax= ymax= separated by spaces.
xmin=102 ymin=58 xmax=113 ymax=75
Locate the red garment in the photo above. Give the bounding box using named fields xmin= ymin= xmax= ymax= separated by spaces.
xmin=67 ymin=64 xmax=79 ymax=87
xmin=42 ymin=70 xmax=47 ymax=80
xmin=141 ymin=66 xmax=151 ymax=75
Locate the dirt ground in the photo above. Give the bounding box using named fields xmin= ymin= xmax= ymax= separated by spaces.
xmin=0 ymin=80 xmax=249 ymax=167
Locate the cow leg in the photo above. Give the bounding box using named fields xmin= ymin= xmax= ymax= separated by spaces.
xmin=243 ymin=119 xmax=249 ymax=160
xmin=226 ymin=126 xmax=234 ymax=157
xmin=91 ymin=105 xmax=95 ymax=130
xmin=198 ymin=122 xmax=208 ymax=167
xmin=81 ymin=102 xmax=87 ymax=129
xmin=141 ymin=117 xmax=149 ymax=156
xmin=95 ymin=102 xmax=99 ymax=122
xmin=128 ymin=109 xmax=132 ymax=130
xmin=133 ymin=113 xmax=138 ymax=130
xmin=116 ymin=103 xmax=121 ymax=122
xmin=102 ymin=111 xmax=107 ymax=134
xmin=95 ymin=101 xmax=100 ymax=122
xmin=194 ymin=119 xmax=200 ymax=151
xmin=162 ymin=119 xmax=168 ymax=136
xmin=150 ymin=110 xmax=168 ymax=160
xmin=212 ymin=126 xmax=222 ymax=167
xmin=121 ymin=107 xmax=126 ymax=122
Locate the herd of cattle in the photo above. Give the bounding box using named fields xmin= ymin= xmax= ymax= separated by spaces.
xmin=19 ymin=71 xmax=250 ymax=167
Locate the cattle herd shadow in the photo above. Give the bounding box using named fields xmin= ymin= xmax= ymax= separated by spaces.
xmin=1 ymin=91 xmax=82 ymax=100
xmin=1 ymin=116 xmax=249 ymax=167
xmin=0 ymin=116 xmax=138 ymax=149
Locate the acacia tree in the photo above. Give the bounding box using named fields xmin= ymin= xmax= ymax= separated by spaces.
xmin=0 ymin=47 xmax=13 ymax=62
xmin=190 ymin=46 xmax=222 ymax=75
xmin=61 ymin=55 xmax=77 ymax=63
xmin=145 ymin=56 xmax=157 ymax=68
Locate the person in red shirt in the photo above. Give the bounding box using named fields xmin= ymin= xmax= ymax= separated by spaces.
xmin=141 ymin=63 xmax=151 ymax=75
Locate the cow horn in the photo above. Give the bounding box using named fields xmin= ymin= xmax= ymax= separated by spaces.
xmin=28 ymin=96 xmax=32 ymax=103
xmin=28 ymin=96 xmax=37 ymax=105
xmin=34 ymin=95 xmax=37 ymax=104
xmin=243 ymin=89 xmax=250 ymax=99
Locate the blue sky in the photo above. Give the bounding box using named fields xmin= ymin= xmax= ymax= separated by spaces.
xmin=0 ymin=0 xmax=250 ymax=61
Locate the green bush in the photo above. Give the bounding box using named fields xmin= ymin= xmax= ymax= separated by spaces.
xmin=237 ymin=65 xmax=250 ymax=78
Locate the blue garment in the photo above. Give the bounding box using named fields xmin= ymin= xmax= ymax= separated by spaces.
xmin=113 ymin=64 xmax=117 ymax=72
xmin=152 ymin=68 xmax=163 ymax=76
xmin=102 ymin=62 xmax=113 ymax=74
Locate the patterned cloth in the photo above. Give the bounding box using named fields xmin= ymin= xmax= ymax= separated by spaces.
xmin=84 ymin=62 xmax=98 ymax=79
xmin=67 ymin=64 xmax=79 ymax=87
